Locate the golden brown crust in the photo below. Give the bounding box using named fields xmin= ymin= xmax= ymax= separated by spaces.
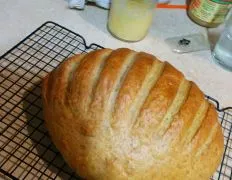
xmin=42 ymin=48 xmax=224 ymax=180
xmin=112 ymin=52 xmax=156 ymax=129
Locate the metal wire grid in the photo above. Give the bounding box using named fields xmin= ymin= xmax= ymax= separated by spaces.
xmin=0 ymin=21 xmax=231 ymax=180
xmin=0 ymin=21 xmax=102 ymax=180
xmin=210 ymin=106 xmax=232 ymax=180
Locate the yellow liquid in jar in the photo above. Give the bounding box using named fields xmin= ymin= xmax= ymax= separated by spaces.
xmin=108 ymin=0 xmax=154 ymax=42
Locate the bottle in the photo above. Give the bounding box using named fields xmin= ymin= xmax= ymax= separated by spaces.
xmin=212 ymin=12 xmax=232 ymax=71
xmin=108 ymin=0 xmax=157 ymax=42
xmin=188 ymin=0 xmax=232 ymax=28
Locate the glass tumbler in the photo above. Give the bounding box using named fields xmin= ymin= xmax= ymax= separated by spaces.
xmin=108 ymin=0 xmax=157 ymax=42
xmin=212 ymin=12 xmax=232 ymax=71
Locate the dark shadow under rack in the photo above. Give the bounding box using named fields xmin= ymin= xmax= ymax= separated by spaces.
xmin=0 ymin=21 xmax=231 ymax=180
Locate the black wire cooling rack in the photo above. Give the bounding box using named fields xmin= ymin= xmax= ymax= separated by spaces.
xmin=0 ymin=21 xmax=231 ymax=180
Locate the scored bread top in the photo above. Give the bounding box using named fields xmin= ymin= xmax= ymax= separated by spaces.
xmin=42 ymin=48 xmax=224 ymax=180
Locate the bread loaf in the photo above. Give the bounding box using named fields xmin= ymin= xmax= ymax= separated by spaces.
xmin=42 ymin=48 xmax=224 ymax=180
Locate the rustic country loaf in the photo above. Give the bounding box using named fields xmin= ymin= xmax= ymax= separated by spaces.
xmin=42 ymin=48 xmax=224 ymax=180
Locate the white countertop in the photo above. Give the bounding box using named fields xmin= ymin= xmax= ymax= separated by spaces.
xmin=0 ymin=0 xmax=232 ymax=108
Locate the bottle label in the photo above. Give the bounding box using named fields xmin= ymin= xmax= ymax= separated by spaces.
xmin=189 ymin=0 xmax=231 ymax=24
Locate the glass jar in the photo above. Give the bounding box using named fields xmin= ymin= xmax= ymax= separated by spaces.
xmin=212 ymin=12 xmax=232 ymax=71
xmin=188 ymin=0 xmax=232 ymax=28
xmin=108 ymin=0 xmax=157 ymax=42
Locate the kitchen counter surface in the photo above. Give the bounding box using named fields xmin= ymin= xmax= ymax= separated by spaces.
xmin=0 ymin=0 xmax=232 ymax=108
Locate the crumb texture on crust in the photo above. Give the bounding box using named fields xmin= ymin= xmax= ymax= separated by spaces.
xmin=42 ymin=48 xmax=224 ymax=180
